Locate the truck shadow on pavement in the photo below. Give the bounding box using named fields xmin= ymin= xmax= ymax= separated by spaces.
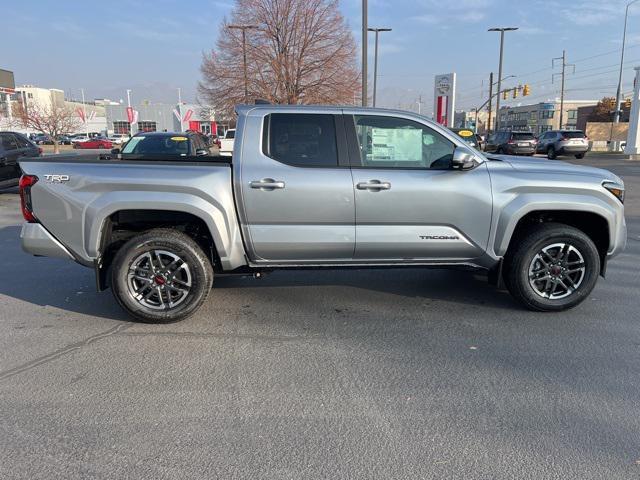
xmin=0 ymin=226 xmax=129 ymax=321
xmin=0 ymin=224 xmax=519 ymax=322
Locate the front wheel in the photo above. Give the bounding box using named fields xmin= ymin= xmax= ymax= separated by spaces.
xmin=547 ymin=147 xmax=557 ymax=160
xmin=504 ymin=223 xmax=600 ymax=311
xmin=575 ymin=153 xmax=585 ymax=159
xmin=110 ymin=229 xmax=213 ymax=323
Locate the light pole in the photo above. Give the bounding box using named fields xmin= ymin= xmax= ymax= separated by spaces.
xmin=228 ymin=24 xmax=259 ymax=104
xmin=615 ymin=0 xmax=639 ymax=123
xmin=80 ymin=88 xmax=88 ymax=137
xmin=368 ymin=27 xmax=392 ymax=108
xmin=362 ymin=0 xmax=368 ymax=107
xmin=488 ymin=27 xmax=518 ymax=131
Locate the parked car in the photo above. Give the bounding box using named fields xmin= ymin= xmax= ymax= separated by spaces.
xmin=73 ymin=137 xmax=113 ymax=149
xmin=108 ymin=133 xmax=130 ymax=145
xmin=535 ymin=130 xmax=589 ymax=159
xmin=57 ymin=135 xmax=73 ymax=145
xmin=0 ymin=131 xmax=40 ymax=189
xmin=114 ymin=131 xmax=213 ymax=157
xmin=475 ymin=134 xmax=486 ymax=151
xmin=18 ymin=105 xmax=626 ymax=323
xmin=33 ymin=134 xmax=53 ymax=145
xmin=70 ymin=134 xmax=90 ymax=143
xmin=449 ymin=128 xmax=479 ymax=148
xmin=219 ymin=129 xmax=235 ymax=157
xmin=484 ymin=131 xmax=536 ymax=155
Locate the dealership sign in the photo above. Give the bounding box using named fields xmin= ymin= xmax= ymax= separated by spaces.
xmin=433 ymin=73 xmax=456 ymax=128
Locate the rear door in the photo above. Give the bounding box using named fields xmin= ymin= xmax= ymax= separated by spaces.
xmin=345 ymin=113 xmax=493 ymax=261
xmin=238 ymin=110 xmax=355 ymax=263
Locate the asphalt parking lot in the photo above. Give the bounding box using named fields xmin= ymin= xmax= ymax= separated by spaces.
xmin=0 ymin=155 xmax=639 ymax=479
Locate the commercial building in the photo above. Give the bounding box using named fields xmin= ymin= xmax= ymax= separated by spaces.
xmin=105 ymin=103 xmax=226 ymax=136
xmin=497 ymin=100 xmax=597 ymax=134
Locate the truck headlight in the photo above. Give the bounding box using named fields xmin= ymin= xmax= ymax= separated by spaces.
xmin=603 ymin=182 xmax=625 ymax=204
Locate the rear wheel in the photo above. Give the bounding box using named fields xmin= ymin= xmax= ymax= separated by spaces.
xmin=547 ymin=147 xmax=557 ymax=159
xmin=504 ymin=223 xmax=600 ymax=311
xmin=575 ymin=153 xmax=585 ymax=159
xmin=110 ymin=229 xmax=213 ymax=323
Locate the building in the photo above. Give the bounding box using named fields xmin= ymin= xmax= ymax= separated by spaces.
xmin=454 ymin=109 xmax=490 ymax=133
xmin=1 ymin=84 xmax=108 ymax=134
xmin=497 ymin=100 xmax=598 ymax=134
xmin=105 ymin=103 xmax=226 ymax=136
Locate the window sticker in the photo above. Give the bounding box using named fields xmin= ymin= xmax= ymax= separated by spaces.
xmin=370 ymin=128 xmax=422 ymax=161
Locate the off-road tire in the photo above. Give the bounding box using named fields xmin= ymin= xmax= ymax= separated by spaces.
xmin=111 ymin=228 xmax=213 ymax=323
xmin=504 ymin=223 xmax=600 ymax=312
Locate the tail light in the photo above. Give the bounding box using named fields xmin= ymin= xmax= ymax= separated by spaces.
xmin=19 ymin=174 xmax=38 ymax=223
xmin=561 ymin=136 xmax=568 ymax=141
xmin=507 ymin=139 xmax=514 ymax=144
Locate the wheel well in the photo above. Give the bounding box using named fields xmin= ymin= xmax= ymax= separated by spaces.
xmin=507 ymin=210 xmax=609 ymax=268
xmin=97 ymin=210 xmax=219 ymax=289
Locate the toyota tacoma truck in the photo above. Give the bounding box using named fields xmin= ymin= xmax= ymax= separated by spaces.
xmin=18 ymin=105 xmax=627 ymax=323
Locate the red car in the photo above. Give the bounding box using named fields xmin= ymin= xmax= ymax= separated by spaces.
xmin=74 ymin=137 xmax=113 ymax=149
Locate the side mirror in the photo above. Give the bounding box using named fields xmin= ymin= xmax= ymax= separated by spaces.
xmin=111 ymin=148 xmax=120 ymax=154
xmin=451 ymin=147 xmax=478 ymax=170
xmin=195 ymin=148 xmax=209 ymax=156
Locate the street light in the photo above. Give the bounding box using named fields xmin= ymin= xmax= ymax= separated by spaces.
xmin=368 ymin=27 xmax=392 ymax=107
xmin=614 ymin=0 xmax=639 ymax=123
xmin=488 ymin=27 xmax=518 ymax=130
xmin=227 ymin=24 xmax=260 ymax=104
xmin=362 ymin=0 xmax=368 ymax=107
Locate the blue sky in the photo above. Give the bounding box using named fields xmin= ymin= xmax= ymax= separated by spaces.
xmin=2 ymin=0 xmax=639 ymax=112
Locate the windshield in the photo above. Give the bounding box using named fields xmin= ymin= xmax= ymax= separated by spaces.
xmin=121 ymin=135 xmax=191 ymax=155
xmin=562 ymin=131 xmax=585 ymax=139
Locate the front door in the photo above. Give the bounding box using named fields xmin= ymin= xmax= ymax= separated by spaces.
xmin=345 ymin=114 xmax=493 ymax=261
xmin=239 ymin=111 xmax=355 ymax=263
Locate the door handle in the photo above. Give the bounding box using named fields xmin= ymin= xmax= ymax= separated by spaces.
xmin=356 ymin=180 xmax=391 ymax=190
xmin=250 ymin=179 xmax=285 ymax=190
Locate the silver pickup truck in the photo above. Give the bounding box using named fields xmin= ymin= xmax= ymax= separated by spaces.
xmin=18 ymin=105 xmax=627 ymax=323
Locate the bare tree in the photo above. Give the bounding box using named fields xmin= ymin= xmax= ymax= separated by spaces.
xmin=199 ymin=0 xmax=360 ymax=117
xmin=13 ymin=101 xmax=81 ymax=154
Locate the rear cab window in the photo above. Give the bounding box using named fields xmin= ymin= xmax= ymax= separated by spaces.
xmin=262 ymin=113 xmax=338 ymax=167
xmin=121 ymin=135 xmax=191 ymax=156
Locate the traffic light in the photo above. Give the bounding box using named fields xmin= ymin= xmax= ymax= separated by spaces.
xmin=513 ymin=88 xmax=518 ymax=99
xmin=624 ymin=97 xmax=632 ymax=109
xmin=503 ymin=90 xmax=508 ymax=100
xmin=523 ymin=84 xmax=531 ymax=96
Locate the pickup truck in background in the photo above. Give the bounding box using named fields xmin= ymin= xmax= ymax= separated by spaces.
xmin=19 ymin=105 xmax=626 ymax=323
xmin=219 ymin=128 xmax=235 ymax=157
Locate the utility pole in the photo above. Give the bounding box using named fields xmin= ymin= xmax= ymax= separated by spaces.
xmin=487 ymin=72 xmax=494 ymax=134
xmin=553 ymin=50 xmax=575 ymax=130
xmin=362 ymin=0 xmax=368 ymax=107
xmin=368 ymin=27 xmax=392 ymax=107
xmin=228 ymin=24 xmax=259 ymax=104
xmin=416 ymin=95 xmax=422 ymax=114
xmin=488 ymin=27 xmax=518 ymax=131
xmin=616 ymin=0 xmax=640 ymax=123
xmin=80 ymin=88 xmax=88 ymax=137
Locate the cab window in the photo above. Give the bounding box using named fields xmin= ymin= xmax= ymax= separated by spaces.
xmin=263 ymin=113 xmax=338 ymax=167
xmin=353 ymin=116 xmax=454 ymax=169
